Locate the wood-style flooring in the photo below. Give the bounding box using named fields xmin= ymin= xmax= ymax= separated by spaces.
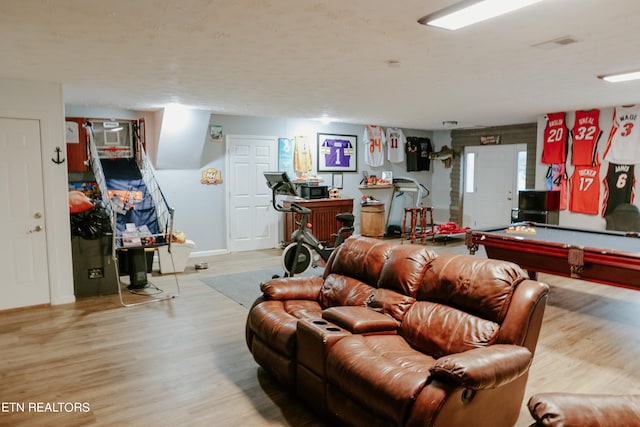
xmin=1 ymin=238 xmax=639 ymax=426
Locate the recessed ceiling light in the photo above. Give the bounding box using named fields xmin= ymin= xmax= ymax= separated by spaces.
xmin=418 ymin=0 xmax=546 ymax=31
xmin=599 ymin=71 xmax=640 ymax=83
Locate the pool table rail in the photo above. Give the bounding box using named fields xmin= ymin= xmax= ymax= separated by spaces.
xmin=465 ymin=222 xmax=640 ymax=290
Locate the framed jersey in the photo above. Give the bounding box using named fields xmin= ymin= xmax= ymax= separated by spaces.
xmin=317 ymin=133 xmax=357 ymax=172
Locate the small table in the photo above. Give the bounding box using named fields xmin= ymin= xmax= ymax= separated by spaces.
xmin=466 ymin=222 xmax=640 ymax=290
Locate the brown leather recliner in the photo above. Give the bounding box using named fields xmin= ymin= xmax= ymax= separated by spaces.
xmin=323 ymin=253 xmax=549 ymax=427
xmin=246 ymin=236 xmax=550 ymax=427
xmin=245 ymin=236 xmax=438 ymax=389
xmin=527 ymin=393 xmax=640 ymax=427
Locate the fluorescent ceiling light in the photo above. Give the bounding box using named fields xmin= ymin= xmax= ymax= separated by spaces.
xmin=419 ymin=0 xmax=546 ymax=30
xmin=599 ymin=71 xmax=640 ymax=83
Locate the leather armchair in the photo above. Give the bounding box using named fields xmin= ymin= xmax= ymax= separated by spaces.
xmin=527 ymin=393 xmax=640 ymax=427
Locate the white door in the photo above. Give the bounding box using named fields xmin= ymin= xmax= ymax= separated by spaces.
xmin=0 ymin=117 xmax=50 ymax=310
xmin=463 ymin=144 xmax=525 ymax=228
xmin=227 ymin=135 xmax=278 ymax=251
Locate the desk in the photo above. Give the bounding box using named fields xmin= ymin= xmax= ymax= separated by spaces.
xmin=465 ymin=222 xmax=640 ymax=290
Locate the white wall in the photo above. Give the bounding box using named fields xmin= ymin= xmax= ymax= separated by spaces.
xmin=535 ymin=106 xmax=633 ymax=230
xmin=1 ymin=78 xmax=74 ymax=305
xmin=156 ymin=107 xmax=211 ymax=169
xmin=154 ymin=114 xmax=436 ymax=252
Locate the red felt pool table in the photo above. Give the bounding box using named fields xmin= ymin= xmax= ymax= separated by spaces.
xmin=465 ymin=222 xmax=640 ymax=290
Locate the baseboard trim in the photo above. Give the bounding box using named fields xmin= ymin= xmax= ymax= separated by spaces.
xmin=190 ymin=249 xmax=230 ymax=258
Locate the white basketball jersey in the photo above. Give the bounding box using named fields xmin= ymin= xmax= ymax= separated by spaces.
xmin=603 ymin=105 xmax=640 ymax=165
xmin=386 ymin=127 xmax=406 ymax=163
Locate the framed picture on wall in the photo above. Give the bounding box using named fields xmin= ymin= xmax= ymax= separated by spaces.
xmin=332 ymin=172 xmax=343 ymax=189
xmin=209 ymin=125 xmax=223 ymax=142
xmin=317 ymin=133 xmax=357 ymax=172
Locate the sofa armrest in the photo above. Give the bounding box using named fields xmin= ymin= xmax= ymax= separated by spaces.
xmin=527 ymin=393 xmax=640 ymax=427
xmin=260 ymin=276 xmax=324 ymax=300
xmin=429 ymin=344 xmax=532 ymax=390
xmin=322 ymin=306 xmax=399 ymax=334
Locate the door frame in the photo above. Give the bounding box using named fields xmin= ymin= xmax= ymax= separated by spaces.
xmin=225 ymin=134 xmax=278 ymax=252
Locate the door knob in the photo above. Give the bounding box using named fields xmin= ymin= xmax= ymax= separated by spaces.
xmin=28 ymin=225 xmax=42 ymax=233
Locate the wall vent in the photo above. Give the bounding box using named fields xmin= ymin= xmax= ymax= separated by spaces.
xmin=532 ymin=36 xmax=578 ymax=50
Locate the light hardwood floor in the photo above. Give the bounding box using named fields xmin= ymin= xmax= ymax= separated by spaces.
xmin=1 ymin=239 xmax=639 ymax=426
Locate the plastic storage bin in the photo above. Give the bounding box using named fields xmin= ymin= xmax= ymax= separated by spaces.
xmin=157 ymin=239 xmax=195 ymax=274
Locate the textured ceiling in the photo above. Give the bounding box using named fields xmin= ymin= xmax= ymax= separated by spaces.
xmin=2 ymin=0 xmax=640 ymax=129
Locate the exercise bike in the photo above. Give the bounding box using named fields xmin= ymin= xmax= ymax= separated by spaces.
xmin=264 ymin=171 xmax=355 ymax=277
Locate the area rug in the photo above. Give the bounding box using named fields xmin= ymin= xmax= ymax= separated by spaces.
xmin=200 ymin=267 xmax=324 ymax=308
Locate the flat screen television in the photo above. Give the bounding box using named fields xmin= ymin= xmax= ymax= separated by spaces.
xmin=518 ymin=190 xmax=560 ymax=211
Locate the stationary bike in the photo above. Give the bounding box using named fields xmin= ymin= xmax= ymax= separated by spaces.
xmin=264 ymin=172 xmax=355 ymax=277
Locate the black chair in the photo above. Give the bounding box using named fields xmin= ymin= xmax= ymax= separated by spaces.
xmin=605 ymin=203 xmax=640 ymax=232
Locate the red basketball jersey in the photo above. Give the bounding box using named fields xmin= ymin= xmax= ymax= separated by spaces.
xmin=541 ymin=112 xmax=568 ymax=165
xmin=571 ymin=109 xmax=601 ymax=166
xmin=569 ymin=156 xmax=600 ymax=215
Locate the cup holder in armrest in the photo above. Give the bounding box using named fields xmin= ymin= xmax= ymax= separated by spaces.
xmin=326 ymin=327 xmax=341 ymax=332
xmin=312 ymin=320 xmax=329 ymax=325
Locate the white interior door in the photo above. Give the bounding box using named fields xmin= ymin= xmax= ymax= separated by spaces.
xmin=463 ymin=144 xmax=523 ymax=228
xmin=227 ymin=135 xmax=277 ymax=251
xmin=0 ymin=117 xmax=50 ymax=310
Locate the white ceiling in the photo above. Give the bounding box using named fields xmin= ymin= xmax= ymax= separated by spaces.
xmin=2 ymin=0 xmax=640 ymax=130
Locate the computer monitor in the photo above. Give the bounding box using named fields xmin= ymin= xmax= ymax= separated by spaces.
xmin=264 ymin=171 xmax=296 ymax=195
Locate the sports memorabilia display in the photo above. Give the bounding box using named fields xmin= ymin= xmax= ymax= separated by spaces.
xmin=541 ymin=112 xmax=568 ymax=165
xmin=546 ymin=163 xmax=568 ymax=210
xmin=386 ymin=127 xmax=407 ymax=163
xmin=320 ymin=138 xmax=354 ymax=168
xmin=603 ymin=105 xmax=640 ymax=165
xmin=363 ymin=125 xmax=386 ymax=167
xmin=571 ymin=109 xmax=601 ymax=166
xmin=293 ymin=135 xmax=313 ymax=174
xmin=602 ymin=162 xmax=635 ymax=216
xmin=406 ymin=136 xmax=432 ymax=172
xmin=569 ymin=157 xmax=600 ymax=215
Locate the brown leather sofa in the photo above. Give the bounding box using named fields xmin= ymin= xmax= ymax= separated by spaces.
xmin=527 ymin=393 xmax=640 ymax=427
xmin=245 ymin=236 xmax=550 ymax=427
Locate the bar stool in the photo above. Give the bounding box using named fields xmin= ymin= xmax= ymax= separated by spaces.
xmin=401 ymin=207 xmax=435 ymax=244
xmin=422 ymin=207 xmax=435 ymax=243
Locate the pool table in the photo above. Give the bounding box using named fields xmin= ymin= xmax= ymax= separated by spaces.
xmin=465 ymin=222 xmax=640 ymax=290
